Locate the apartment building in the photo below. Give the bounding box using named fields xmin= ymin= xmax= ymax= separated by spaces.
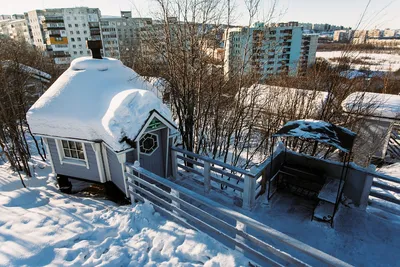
xmin=0 ymin=18 xmax=32 ymax=44
xmin=383 ymin=29 xmax=396 ymax=38
xmin=26 ymin=7 xmax=102 ymax=65
xmin=368 ymin=29 xmax=382 ymax=38
xmin=300 ymin=34 xmax=318 ymax=73
xmin=100 ymin=16 xmax=120 ymax=58
xmin=224 ymin=22 xmax=317 ymax=78
xmin=100 ymin=12 xmax=165 ymax=64
xmin=0 ymin=14 xmax=25 ymax=21
xmin=352 ymin=30 xmax=368 ymax=44
xmin=333 ymin=30 xmax=349 ymax=42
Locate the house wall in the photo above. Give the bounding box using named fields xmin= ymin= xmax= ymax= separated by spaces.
xmin=350 ymin=118 xmax=393 ymax=165
xmin=106 ymin=146 xmax=125 ymax=193
xmin=47 ymin=138 xmax=101 ymax=182
xmin=126 ymin=149 xmax=138 ymax=163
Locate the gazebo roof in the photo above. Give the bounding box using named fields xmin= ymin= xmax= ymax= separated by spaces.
xmin=273 ymin=120 xmax=356 ymax=153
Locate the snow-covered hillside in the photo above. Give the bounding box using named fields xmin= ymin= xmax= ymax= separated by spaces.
xmin=0 ymin=155 xmax=248 ymax=267
xmin=317 ymin=51 xmax=400 ymax=72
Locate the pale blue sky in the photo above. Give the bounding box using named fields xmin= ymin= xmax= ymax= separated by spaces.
xmin=1 ymin=0 xmax=399 ymax=29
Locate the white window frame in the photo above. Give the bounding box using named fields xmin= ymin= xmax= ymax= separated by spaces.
xmin=55 ymin=139 xmax=89 ymax=169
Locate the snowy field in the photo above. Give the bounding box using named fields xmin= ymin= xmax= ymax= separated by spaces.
xmin=316 ymin=51 xmax=400 ymax=72
xmin=0 ymin=155 xmax=249 ymax=266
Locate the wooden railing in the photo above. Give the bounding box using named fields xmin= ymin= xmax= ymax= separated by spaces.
xmin=125 ymin=164 xmax=352 ymax=267
xmin=387 ymin=125 xmax=400 ymax=160
xmin=368 ymin=168 xmax=400 ymax=206
xmin=170 ymin=146 xmax=269 ymax=210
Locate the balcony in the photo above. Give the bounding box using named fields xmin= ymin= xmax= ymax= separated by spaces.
xmin=43 ymin=16 xmax=64 ymax=23
xmin=44 ymin=23 xmax=65 ymax=29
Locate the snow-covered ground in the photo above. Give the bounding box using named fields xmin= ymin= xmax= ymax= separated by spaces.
xmin=0 ymin=155 xmax=249 ymax=266
xmin=317 ymin=51 xmax=400 ymax=72
xmin=176 ymin=166 xmax=400 ymax=266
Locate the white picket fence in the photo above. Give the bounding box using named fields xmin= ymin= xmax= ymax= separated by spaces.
xmin=125 ymin=163 xmax=352 ymax=267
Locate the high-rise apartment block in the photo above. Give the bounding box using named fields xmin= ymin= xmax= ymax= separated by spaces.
xmin=100 ymin=13 xmax=157 ymax=62
xmin=368 ymin=29 xmax=382 ymax=38
xmin=333 ymin=30 xmax=351 ymax=42
xmin=224 ymin=22 xmax=318 ymax=78
xmin=26 ymin=7 xmax=102 ymax=64
xmin=0 ymin=18 xmax=32 ymax=44
xmin=0 ymin=14 xmax=25 ymax=21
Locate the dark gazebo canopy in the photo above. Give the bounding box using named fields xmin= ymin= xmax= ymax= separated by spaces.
xmin=273 ymin=120 xmax=356 ymax=153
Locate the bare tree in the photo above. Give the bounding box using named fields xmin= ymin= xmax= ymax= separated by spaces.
xmin=0 ymin=38 xmax=58 ymax=186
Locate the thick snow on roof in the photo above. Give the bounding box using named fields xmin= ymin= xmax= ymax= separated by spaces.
xmin=27 ymin=57 xmax=173 ymax=151
xmin=342 ymin=92 xmax=400 ymax=118
xmin=1 ymin=60 xmax=51 ymax=81
xmin=340 ymin=70 xmax=366 ymax=79
xmin=142 ymin=76 xmax=169 ymax=99
xmin=241 ymin=84 xmax=329 ymax=117
xmin=274 ymin=119 xmax=356 ymax=152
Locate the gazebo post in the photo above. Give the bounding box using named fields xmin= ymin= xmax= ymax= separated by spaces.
xmin=268 ymin=137 xmax=276 ymax=200
xmin=332 ymin=149 xmax=351 ymax=226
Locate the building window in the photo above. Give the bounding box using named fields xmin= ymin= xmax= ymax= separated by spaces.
xmin=74 ymin=51 xmax=77 ymax=55
xmin=75 ymin=24 xmax=78 ymax=27
xmin=139 ymin=133 xmax=159 ymax=155
xmin=83 ymin=23 xmax=86 ymax=27
xmin=76 ymin=30 xmax=80 ymax=34
xmin=72 ymin=44 xmax=76 ymax=48
xmin=68 ymin=24 xmax=72 ymax=27
xmin=77 ymin=37 xmax=81 ymax=41
xmin=80 ymin=51 xmax=83 ymax=54
xmin=83 ymin=30 xmax=87 ymax=34
xmin=71 ymin=37 xmax=75 ymax=41
xmin=61 ymin=140 xmax=85 ymax=160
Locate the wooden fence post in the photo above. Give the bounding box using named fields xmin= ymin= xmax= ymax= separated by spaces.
xmin=171 ymin=149 xmax=178 ymax=179
xmin=235 ymin=220 xmax=247 ymax=253
xmin=243 ymin=175 xmax=256 ymax=210
xmin=171 ymin=189 xmax=181 ymax=216
xmin=204 ymin=161 xmax=211 ymax=194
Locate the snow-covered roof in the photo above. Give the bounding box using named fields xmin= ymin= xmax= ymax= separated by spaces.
xmin=342 ymin=92 xmax=400 ymax=119
xmin=241 ymin=84 xmax=329 ymax=117
xmin=340 ymin=70 xmax=366 ymax=79
xmin=27 ymin=57 xmax=175 ymax=151
xmin=142 ymin=76 xmax=168 ymax=100
xmin=1 ymin=61 xmax=51 ymax=82
xmin=273 ymin=119 xmax=356 ymax=152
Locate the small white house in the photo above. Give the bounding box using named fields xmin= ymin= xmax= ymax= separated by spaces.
xmin=27 ymin=53 xmax=177 ymax=197
xmin=342 ymin=92 xmax=400 ymax=162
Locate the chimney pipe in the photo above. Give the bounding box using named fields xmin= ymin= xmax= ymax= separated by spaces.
xmin=87 ymin=40 xmax=103 ymax=59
